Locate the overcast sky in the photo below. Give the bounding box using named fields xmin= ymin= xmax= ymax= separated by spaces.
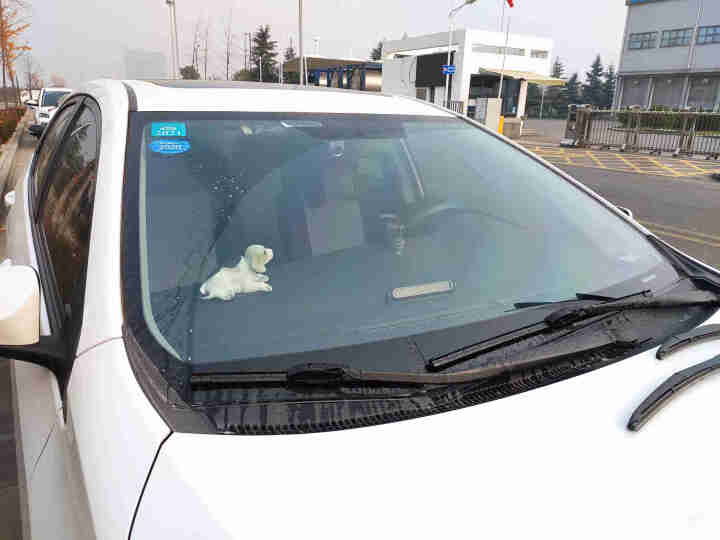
xmin=26 ymin=0 xmax=627 ymax=87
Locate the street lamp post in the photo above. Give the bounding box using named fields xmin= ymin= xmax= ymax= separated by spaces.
xmin=445 ymin=0 xmax=478 ymax=108
xmin=298 ymin=0 xmax=305 ymax=86
xmin=165 ymin=0 xmax=180 ymax=79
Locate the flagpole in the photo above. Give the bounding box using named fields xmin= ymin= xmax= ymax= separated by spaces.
xmin=498 ymin=15 xmax=511 ymax=99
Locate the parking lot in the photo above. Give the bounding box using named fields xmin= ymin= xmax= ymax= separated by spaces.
xmin=531 ymin=145 xmax=720 ymax=179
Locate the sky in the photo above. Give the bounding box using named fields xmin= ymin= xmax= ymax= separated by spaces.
xmin=25 ymin=0 xmax=628 ymax=87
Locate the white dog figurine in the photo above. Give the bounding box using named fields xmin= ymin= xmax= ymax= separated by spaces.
xmin=199 ymin=245 xmax=274 ymax=300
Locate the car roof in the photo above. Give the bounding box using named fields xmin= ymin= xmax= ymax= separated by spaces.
xmin=42 ymin=87 xmax=73 ymax=93
xmin=111 ymin=79 xmax=453 ymax=116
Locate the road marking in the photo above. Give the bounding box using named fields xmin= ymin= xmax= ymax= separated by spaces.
xmin=615 ymin=153 xmax=645 ymax=173
xmin=640 ymin=220 xmax=720 ymax=243
xmin=648 ymin=156 xmax=681 ymax=177
xmin=648 ymin=228 xmax=720 ymax=249
xmin=681 ymin=160 xmax=708 ymax=172
xmin=586 ymin=151 xmax=606 ymax=168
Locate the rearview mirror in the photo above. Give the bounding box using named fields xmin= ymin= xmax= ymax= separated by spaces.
xmin=24 ymin=99 xmax=38 ymax=107
xmin=0 ymin=262 xmax=40 ymax=346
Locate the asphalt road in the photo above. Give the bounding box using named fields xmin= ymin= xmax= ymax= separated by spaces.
xmin=559 ymin=164 xmax=720 ymax=269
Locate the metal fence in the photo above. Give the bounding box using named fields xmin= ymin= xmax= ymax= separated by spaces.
xmin=564 ymin=107 xmax=720 ymax=159
xmin=449 ymin=100 xmax=466 ymax=115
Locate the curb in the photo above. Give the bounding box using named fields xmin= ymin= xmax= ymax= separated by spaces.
xmin=0 ymin=110 xmax=30 ymax=199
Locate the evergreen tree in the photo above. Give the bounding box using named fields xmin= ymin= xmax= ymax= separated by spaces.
xmin=284 ymin=39 xmax=296 ymax=62
xmin=582 ymin=55 xmax=604 ymax=107
xmin=250 ymin=25 xmax=279 ymax=82
xmin=232 ymin=69 xmax=254 ymax=81
xmin=551 ymin=56 xmax=565 ymax=79
xmin=566 ymin=72 xmax=581 ymax=105
xmin=180 ymin=65 xmax=200 ymax=80
xmin=283 ymin=39 xmax=299 ymax=84
xmin=370 ymin=40 xmax=383 ymax=61
xmin=601 ymin=64 xmax=617 ymax=109
xmin=546 ymin=56 xmax=568 ymax=117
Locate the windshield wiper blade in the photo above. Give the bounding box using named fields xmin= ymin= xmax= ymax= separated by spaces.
xmin=627 ymin=354 xmax=720 ymax=431
xmin=656 ymin=324 xmax=720 ymax=360
xmin=513 ymin=292 xmax=617 ymax=310
xmin=191 ymin=331 xmax=636 ymax=389
xmin=545 ymin=290 xmax=718 ymax=329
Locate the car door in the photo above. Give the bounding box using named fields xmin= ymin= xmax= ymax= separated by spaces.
xmin=10 ymin=96 xmax=99 ymax=540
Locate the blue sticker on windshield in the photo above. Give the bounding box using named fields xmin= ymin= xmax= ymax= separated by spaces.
xmin=149 ymin=139 xmax=190 ymax=155
xmin=151 ymin=122 xmax=187 ymax=137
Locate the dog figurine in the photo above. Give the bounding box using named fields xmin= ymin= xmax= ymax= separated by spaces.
xmin=199 ymin=245 xmax=274 ymax=300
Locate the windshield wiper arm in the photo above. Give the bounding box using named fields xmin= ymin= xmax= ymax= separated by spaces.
xmin=513 ymin=292 xmax=617 ymax=310
xmin=191 ymin=331 xmax=636 ymax=389
xmin=429 ymin=290 xmax=716 ymax=372
xmin=545 ymin=290 xmax=718 ymax=329
xmin=627 ymin=354 xmax=720 ymax=431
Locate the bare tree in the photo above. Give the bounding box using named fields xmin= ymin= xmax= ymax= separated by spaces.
xmin=202 ymin=19 xmax=210 ymax=80
xmin=22 ymin=53 xmax=37 ymax=93
xmin=223 ymin=9 xmax=233 ymax=80
xmin=50 ymin=73 xmax=66 ymax=87
xmin=191 ymin=17 xmax=202 ymax=72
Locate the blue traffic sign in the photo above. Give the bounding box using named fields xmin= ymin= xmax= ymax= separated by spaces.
xmin=441 ymin=64 xmax=456 ymax=75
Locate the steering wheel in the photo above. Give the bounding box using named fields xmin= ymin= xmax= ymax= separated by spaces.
xmin=405 ymin=202 xmax=487 ymax=233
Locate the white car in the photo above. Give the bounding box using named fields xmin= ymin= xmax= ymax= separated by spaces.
xmin=26 ymin=87 xmax=72 ymax=137
xmin=2 ymin=79 xmax=720 ymax=539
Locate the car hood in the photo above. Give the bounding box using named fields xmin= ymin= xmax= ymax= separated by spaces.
xmin=131 ymin=311 xmax=720 ymax=540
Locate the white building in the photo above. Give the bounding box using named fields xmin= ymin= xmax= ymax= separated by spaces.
xmin=616 ymin=0 xmax=720 ymax=110
xmin=382 ymin=29 xmax=558 ymax=117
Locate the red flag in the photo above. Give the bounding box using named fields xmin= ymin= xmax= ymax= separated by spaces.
xmin=506 ymin=0 xmax=514 ymax=6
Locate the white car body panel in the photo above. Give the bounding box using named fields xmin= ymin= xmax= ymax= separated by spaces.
xmin=7 ymin=79 xmax=720 ymax=539
xmin=74 ymin=80 xmax=129 ymax=354
xmin=125 ymin=80 xmax=453 ymax=116
xmin=67 ymin=338 xmax=170 ymax=540
xmin=134 ymin=314 xmax=720 ymax=540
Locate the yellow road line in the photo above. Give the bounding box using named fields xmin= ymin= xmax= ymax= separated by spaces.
xmin=681 ymin=160 xmax=708 ymax=172
xmin=615 ymin=153 xmax=645 ymax=173
xmin=586 ymin=151 xmax=606 ymax=169
xmin=648 ymin=157 xmax=681 ymax=177
xmin=648 ymin=229 xmax=720 ymax=249
xmin=640 ymin=220 xmax=720 ymax=243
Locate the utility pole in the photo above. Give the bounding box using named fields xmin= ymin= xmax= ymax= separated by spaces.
xmin=165 ymin=0 xmax=180 ymax=79
xmin=298 ymin=0 xmax=304 ymax=86
xmin=445 ymin=1 xmax=477 ymax=108
xmin=498 ymin=15 xmax=511 ymax=99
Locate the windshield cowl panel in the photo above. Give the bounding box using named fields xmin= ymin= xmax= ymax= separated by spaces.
xmin=122 ymin=111 xmax=692 ymax=425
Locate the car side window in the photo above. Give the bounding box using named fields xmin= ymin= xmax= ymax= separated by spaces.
xmin=32 ymin=103 xmax=77 ymax=195
xmin=38 ymin=103 xmax=99 ymax=350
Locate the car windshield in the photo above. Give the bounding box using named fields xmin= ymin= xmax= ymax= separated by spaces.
xmin=124 ymin=112 xmax=678 ymax=373
xmin=41 ymin=90 xmax=69 ymax=107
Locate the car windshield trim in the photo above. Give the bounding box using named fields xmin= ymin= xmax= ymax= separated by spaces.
xmin=122 ymin=110 xmax=683 ymax=400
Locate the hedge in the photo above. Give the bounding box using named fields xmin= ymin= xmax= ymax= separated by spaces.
xmin=0 ymin=107 xmax=24 ymax=144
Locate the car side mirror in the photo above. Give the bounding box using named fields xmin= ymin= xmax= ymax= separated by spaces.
xmin=24 ymin=100 xmax=38 ymax=107
xmin=617 ymin=206 xmax=634 ymax=219
xmin=0 ymin=262 xmax=40 ymax=346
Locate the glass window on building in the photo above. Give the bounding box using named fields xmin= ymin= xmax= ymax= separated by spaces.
xmin=472 ymin=44 xmax=503 ymax=54
xmin=660 ymin=28 xmax=693 ymax=48
xmin=530 ymin=50 xmax=549 ymax=59
xmin=505 ymin=47 xmax=525 ymax=56
xmin=697 ymin=26 xmax=720 ymax=45
xmin=651 ymin=78 xmax=685 ymax=109
xmin=621 ymin=78 xmax=650 ymax=108
xmin=687 ymin=77 xmax=720 ymax=112
xmin=628 ymin=32 xmax=657 ymax=50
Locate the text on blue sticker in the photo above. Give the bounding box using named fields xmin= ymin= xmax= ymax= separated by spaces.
xmin=150 ymin=140 xmax=191 ymax=155
xmin=151 ymin=122 xmax=187 ymax=137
